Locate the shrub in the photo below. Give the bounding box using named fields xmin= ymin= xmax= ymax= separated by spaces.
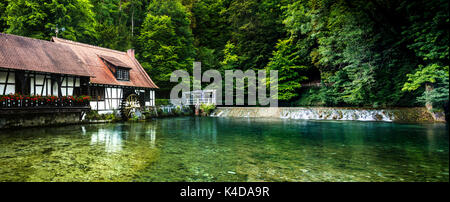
xmin=173 ymin=106 xmax=182 ymax=115
xmin=295 ymin=87 xmax=326 ymax=107
xmin=200 ymin=103 xmax=216 ymax=116
xmin=129 ymin=113 xmax=140 ymax=121
xmin=155 ymin=99 xmax=170 ymax=106
xmin=104 ymin=112 xmax=120 ymax=122
xmin=85 ymin=110 xmax=121 ymax=121
xmin=86 ymin=110 xmax=101 ymax=120
xmin=157 ymin=108 xmax=164 ymax=116
xmin=143 ymin=108 xmax=158 ymax=119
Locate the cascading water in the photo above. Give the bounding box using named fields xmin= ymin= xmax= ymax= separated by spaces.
xmin=279 ymin=108 xmax=393 ymax=122
xmin=210 ymin=107 xmax=400 ymax=122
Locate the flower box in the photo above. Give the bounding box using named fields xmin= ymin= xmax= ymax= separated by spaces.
xmin=0 ymin=93 xmax=91 ymax=108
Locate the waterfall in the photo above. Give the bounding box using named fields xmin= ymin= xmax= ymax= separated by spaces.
xmin=210 ymin=107 xmax=406 ymax=122
xmin=280 ymin=108 xmax=393 ymax=122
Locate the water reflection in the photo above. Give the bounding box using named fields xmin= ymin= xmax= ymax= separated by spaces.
xmin=90 ymin=128 xmax=123 ymax=153
xmin=0 ymin=122 xmax=160 ymax=182
xmin=89 ymin=123 xmax=157 ymax=152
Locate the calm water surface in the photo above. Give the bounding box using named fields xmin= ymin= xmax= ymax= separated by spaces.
xmin=0 ymin=117 xmax=448 ymax=182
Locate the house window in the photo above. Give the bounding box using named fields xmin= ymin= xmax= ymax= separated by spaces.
xmin=116 ymin=68 xmax=130 ymax=81
xmin=90 ymin=86 xmax=105 ymax=101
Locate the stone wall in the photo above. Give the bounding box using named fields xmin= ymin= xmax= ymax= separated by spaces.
xmin=0 ymin=112 xmax=83 ymax=129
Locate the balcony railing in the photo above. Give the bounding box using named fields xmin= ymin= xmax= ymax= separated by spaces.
xmin=0 ymin=94 xmax=90 ymax=109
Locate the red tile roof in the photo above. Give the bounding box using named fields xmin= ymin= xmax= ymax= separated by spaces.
xmin=0 ymin=33 xmax=91 ymax=77
xmin=99 ymin=55 xmax=131 ymax=69
xmin=52 ymin=37 xmax=158 ymax=89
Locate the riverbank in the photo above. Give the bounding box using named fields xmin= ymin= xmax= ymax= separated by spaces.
xmin=210 ymin=107 xmax=447 ymax=123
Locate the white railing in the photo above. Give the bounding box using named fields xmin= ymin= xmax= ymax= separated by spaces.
xmin=170 ymin=98 xmax=215 ymax=106
xmin=188 ymin=98 xmax=215 ymax=106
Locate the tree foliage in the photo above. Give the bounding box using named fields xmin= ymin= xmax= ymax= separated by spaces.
xmin=3 ymin=0 xmax=97 ymax=42
xmin=400 ymin=0 xmax=449 ymax=108
xmin=268 ymin=0 xmax=448 ymax=108
xmin=227 ymin=0 xmax=288 ymax=71
xmin=136 ymin=0 xmax=195 ymax=95
xmin=0 ymin=0 xmax=447 ymax=109
xmin=0 ymin=0 xmax=7 ymax=32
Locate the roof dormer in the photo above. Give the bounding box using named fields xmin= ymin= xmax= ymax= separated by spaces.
xmin=99 ymin=55 xmax=131 ymax=81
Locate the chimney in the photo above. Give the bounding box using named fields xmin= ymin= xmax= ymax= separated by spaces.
xmin=127 ymin=49 xmax=135 ymax=58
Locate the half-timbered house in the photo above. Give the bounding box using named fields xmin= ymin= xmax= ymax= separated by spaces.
xmin=0 ymin=33 xmax=91 ymax=98
xmin=52 ymin=37 xmax=158 ymax=116
xmin=0 ymin=33 xmax=158 ymax=118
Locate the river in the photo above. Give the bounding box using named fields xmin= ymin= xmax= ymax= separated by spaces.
xmin=0 ymin=117 xmax=448 ymax=182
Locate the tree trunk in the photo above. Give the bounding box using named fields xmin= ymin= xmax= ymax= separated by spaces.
xmin=425 ymin=82 xmax=434 ymax=111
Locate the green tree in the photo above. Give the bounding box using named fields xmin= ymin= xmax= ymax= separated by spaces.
xmin=226 ymin=0 xmax=287 ymax=71
xmin=137 ymin=0 xmax=195 ymax=96
xmin=91 ymin=0 xmax=149 ymax=51
xmin=189 ymin=0 xmax=231 ymax=72
xmin=401 ymin=0 xmax=449 ymax=109
xmin=4 ymin=0 xmax=97 ymax=42
xmin=266 ymin=38 xmax=309 ymax=101
xmin=91 ymin=0 xmax=132 ymax=50
xmin=0 ymin=0 xmax=7 ymax=32
xmin=265 ymin=0 xmax=317 ymax=101
xmin=286 ymin=0 xmax=422 ymax=107
xmin=220 ymin=41 xmax=240 ymax=71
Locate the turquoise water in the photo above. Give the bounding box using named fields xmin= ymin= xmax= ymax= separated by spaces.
xmin=0 ymin=117 xmax=448 ymax=182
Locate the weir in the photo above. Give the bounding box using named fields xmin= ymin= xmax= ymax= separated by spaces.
xmin=210 ymin=107 xmax=445 ymax=123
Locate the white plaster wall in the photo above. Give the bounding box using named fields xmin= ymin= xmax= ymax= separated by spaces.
xmin=111 ymin=88 xmax=117 ymax=98
xmin=0 ymin=72 xmax=8 ymax=82
xmin=33 ymin=75 xmax=45 ymax=95
xmin=90 ymin=101 xmax=97 ymax=110
xmin=52 ymin=81 xmax=58 ymax=96
xmin=35 ymin=75 xmax=45 ymax=84
xmin=67 ymin=77 xmax=73 ymax=86
xmin=152 ymin=90 xmax=155 ymax=106
xmin=30 ymin=78 xmax=35 ymax=95
xmin=35 ymin=86 xmax=42 ymax=95
xmin=68 ymin=87 xmax=73 ymax=96
xmin=61 ymin=83 xmax=72 ymax=96
xmin=4 ymin=85 xmax=15 ymax=94
xmin=91 ymin=87 xmax=123 ymax=112
xmin=46 ymin=79 xmax=52 ymax=96
xmin=7 ymin=72 xmax=14 ymax=83
xmin=0 ymin=72 xmax=15 ymax=95
xmin=145 ymin=90 xmax=155 ymax=107
xmin=90 ymin=101 xmax=106 ymax=111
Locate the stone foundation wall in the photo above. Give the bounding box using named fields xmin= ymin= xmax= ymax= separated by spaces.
xmin=0 ymin=112 xmax=83 ymax=129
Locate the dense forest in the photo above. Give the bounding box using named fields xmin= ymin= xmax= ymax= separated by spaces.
xmin=0 ymin=0 xmax=448 ymax=110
